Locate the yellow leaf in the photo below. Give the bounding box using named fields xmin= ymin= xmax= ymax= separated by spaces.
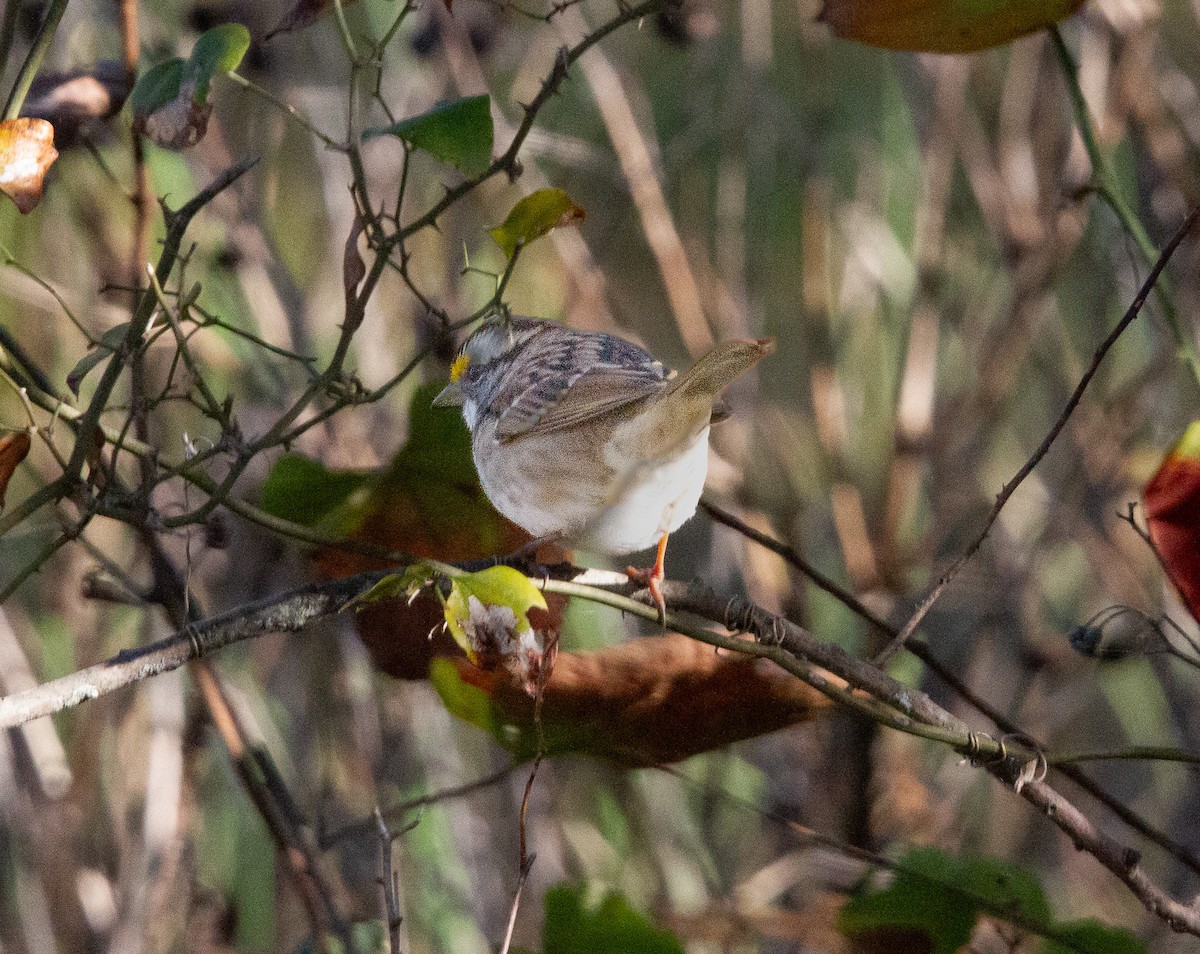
xmin=0 ymin=119 xmax=58 ymax=213
xmin=488 ymin=188 xmax=585 ymax=259
xmin=819 ymin=0 xmax=1085 ymax=53
xmin=443 ymin=565 xmax=547 ymax=670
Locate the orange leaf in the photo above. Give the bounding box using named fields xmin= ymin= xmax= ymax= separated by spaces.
xmin=1145 ymin=422 xmax=1200 ymax=623
xmin=819 ymin=0 xmax=1085 ymax=53
xmin=0 ymin=432 xmax=31 ymax=509
xmin=0 ymin=119 xmax=58 ymax=213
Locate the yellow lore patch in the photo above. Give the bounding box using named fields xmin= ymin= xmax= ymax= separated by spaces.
xmin=450 ymin=354 xmax=470 ymax=382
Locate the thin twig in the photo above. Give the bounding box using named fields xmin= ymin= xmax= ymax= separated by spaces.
xmin=321 ymin=765 xmax=518 ymax=847
xmin=497 ymin=853 xmax=535 ymax=954
xmin=1050 ymin=746 xmax=1200 ymax=766
xmin=703 ymin=499 xmax=1200 ymax=876
xmin=63 ymin=157 xmax=259 ymax=484
xmin=224 ymin=71 xmax=342 ymax=149
xmin=2 ymin=0 xmax=68 ymax=119
xmin=374 ymin=808 xmax=406 ymax=954
xmin=1049 ymin=26 xmax=1200 ymax=390
xmin=876 ymin=205 xmax=1200 ymax=663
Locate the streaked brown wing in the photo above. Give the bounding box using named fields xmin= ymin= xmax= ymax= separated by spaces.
xmin=496 ymin=365 xmax=668 ymax=439
xmin=492 ymin=330 xmax=672 ymax=440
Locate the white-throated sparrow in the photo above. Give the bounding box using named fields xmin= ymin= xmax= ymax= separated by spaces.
xmin=434 ymin=316 xmax=774 ymax=618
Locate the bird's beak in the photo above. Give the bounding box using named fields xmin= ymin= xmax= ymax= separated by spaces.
xmin=433 ymin=380 xmax=464 ymax=407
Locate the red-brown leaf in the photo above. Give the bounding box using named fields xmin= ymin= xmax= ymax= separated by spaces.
xmin=1145 ymin=422 xmax=1200 ymax=622
xmin=0 ymin=432 xmax=31 ymax=509
xmin=819 ymin=0 xmax=1085 ymax=53
xmin=461 ymin=633 xmax=829 ymax=766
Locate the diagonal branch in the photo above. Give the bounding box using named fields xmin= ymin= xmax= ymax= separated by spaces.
xmin=876 ymin=205 xmax=1200 ymax=663
xmin=0 ymin=570 xmax=388 ymax=729
xmin=702 ymin=499 xmax=1200 ymax=877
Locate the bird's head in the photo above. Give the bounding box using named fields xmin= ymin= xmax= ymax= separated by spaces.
xmin=433 ymin=317 xmax=543 ymax=430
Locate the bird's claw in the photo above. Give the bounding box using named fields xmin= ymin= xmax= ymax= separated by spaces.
xmin=626 ymin=563 xmax=667 ymax=627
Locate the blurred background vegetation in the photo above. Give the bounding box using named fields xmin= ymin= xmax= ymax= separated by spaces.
xmin=1 ymin=0 xmax=1200 ymax=950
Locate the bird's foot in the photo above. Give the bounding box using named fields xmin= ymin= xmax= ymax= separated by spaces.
xmin=626 ymin=563 xmax=666 ymax=625
xmin=626 ymin=534 xmax=670 ymax=626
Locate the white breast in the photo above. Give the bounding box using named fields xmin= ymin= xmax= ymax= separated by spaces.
xmin=471 ymin=417 xmax=710 ymax=557
xmin=578 ymin=426 xmax=710 ymax=555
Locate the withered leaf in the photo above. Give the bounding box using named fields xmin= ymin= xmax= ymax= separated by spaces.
xmin=437 ymin=633 xmax=829 ymax=765
xmin=819 ymin=0 xmax=1085 ymax=53
xmin=0 ymin=119 xmax=58 ymax=214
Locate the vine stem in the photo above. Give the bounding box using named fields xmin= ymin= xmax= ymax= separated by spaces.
xmin=876 ymin=203 xmax=1200 ymax=663
xmin=2 ymin=0 xmax=69 ymax=119
xmin=1049 ymin=25 xmax=1200 ymax=391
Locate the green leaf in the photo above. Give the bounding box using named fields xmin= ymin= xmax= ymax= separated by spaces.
xmin=130 ymin=24 xmax=249 ymax=121
xmin=365 ymin=95 xmax=493 ymax=176
xmin=838 ymin=848 xmax=977 ymax=954
xmin=488 ymin=188 xmax=586 ymax=259
xmin=259 ymin=453 xmax=374 ymax=530
xmin=958 ymin=855 xmax=1052 ymax=926
xmin=443 ymin=565 xmax=547 ymax=660
xmin=129 ymin=59 xmax=185 ymax=117
xmin=838 ymin=849 xmax=1146 ymax=954
xmin=185 ymin=23 xmax=251 ymax=102
xmin=1045 ymin=920 xmax=1146 ymax=954
xmin=429 ymin=657 xmax=498 ymax=737
xmin=399 ymin=380 xmax=478 ymax=478
xmin=347 ymin=564 xmax=436 ymax=611
xmin=375 ymin=380 xmax=512 ymax=556
xmin=543 ymin=884 xmax=685 ymax=954
xmin=66 ymin=323 xmax=131 ymax=395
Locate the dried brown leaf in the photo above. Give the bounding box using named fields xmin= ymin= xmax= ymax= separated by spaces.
xmin=0 ymin=119 xmax=58 ymax=213
xmin=819 ymin=0 xmax=1085 ymax=53
xmin=469 ymin=633 xmax=830 ymax=765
